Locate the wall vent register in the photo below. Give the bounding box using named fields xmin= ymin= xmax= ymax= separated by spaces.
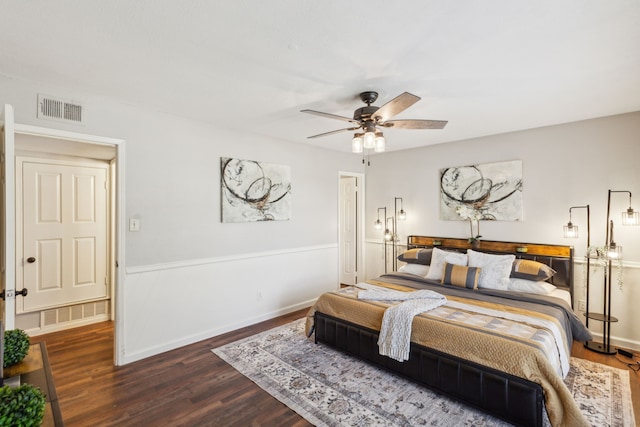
xmin=37 ymin=93 xmax=83 ymax=123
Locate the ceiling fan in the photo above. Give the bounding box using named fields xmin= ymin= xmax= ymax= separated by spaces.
xmin=301 ymin=91 xmax=447 ymax=153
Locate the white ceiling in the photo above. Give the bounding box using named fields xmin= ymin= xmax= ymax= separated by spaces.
xmin=1 ymin=1 xmax=638 ymax=153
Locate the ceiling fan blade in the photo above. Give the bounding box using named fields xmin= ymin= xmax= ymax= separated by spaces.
xmin=301 ymin=109 xmax=358 ymax=124
xmin=370 ymin=92 xmax=421 ymax=122
xmin=307 ymin=127 xmax=361 ymax=139
xmin=381 ymin=119 xmax=448 ymax=130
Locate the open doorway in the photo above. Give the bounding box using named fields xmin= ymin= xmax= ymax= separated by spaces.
xmin=338 ymin=171 xmax=365 ymax=286
xmin=1 ymin=105 xmax=126 ymax=365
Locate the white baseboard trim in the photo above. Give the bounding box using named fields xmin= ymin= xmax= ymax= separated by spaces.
xmin=25 ymin=314 xmax=111 ymax=337
xmin=120 ymin=298 xmax=317 ymax=365
xmin=587 ymin=331 xmax=640 ymax=352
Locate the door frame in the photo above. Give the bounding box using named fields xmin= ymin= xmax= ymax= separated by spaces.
xmin=1 ymin=106 xmax=126 ymax=365
xmin=338 ymin=171 xmax=365 ymax=285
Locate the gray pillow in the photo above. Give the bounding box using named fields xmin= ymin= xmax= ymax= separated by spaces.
xmin=511 ymin=259 xmax=556 ymax=281
xmin=397 ymin=248 xmax=433 ymax=265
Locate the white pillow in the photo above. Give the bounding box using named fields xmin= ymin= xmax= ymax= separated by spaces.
xmin=425 ymin=247 xmax=468 ymax=281
xmin=398 ymin=263 xmax=430 ymax=277
xmin=467 ymin=249 xmax=515 ymax=290
xmin=508 ymin=278 xmax=557 ymax=295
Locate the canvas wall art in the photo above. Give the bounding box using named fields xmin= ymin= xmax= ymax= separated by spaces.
xmin=440 ymin=160 xmax=523 ymax=221
xmin=221 ymin=157 xmax=292 ymax=222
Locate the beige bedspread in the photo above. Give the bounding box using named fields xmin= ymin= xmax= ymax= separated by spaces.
xmin=305 ymin=280 xmax=588 ymax=427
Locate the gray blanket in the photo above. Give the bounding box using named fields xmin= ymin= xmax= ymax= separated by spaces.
xmin=379 ymin=272 xmax=593 ymax=345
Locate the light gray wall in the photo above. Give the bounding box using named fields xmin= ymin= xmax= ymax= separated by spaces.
xmin=0 ymin=75 xmax=364 ymax=362
xmin=364 ymin=112 xmax=640 ymax=350
xmin=0 ymin=76 xmax=363 ymax=265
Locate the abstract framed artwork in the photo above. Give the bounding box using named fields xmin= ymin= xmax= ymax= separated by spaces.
xmin=440 ymin=160 xmax=523 ymax=221
xmin=220 ymin=157 xmax=292 ymax=222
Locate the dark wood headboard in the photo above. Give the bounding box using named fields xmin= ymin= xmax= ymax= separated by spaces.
xmin=406 ymin=236 xmax=575 ymax=295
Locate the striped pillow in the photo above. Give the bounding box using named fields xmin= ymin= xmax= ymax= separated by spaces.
xmin=398 ymin=248 xmax=433 ymax=265
xmin=511 ymin=259 xmax=556 ymax=281
xmin=441 ymin=263 xmax=480 ymax=289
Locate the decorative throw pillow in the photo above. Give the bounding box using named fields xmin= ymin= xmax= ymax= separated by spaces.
xmin=398 ymin=263 xmax=430 ymax=277
xmin=397 ymin=248 xmax=433 ymax=265
xmin=508 ymin=278 xmax=557 ymax=295
xmin=467 ymin=249 xmax=515 ymax=291
xmin=425 ymin=247 xmax=468 ymax=281
xmin=441 ymin=263 xmax=480 ymax=289
xmin=511 ymin=259 xmax=556 ymax=281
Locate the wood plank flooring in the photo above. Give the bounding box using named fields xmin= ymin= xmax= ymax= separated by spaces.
xmin=31 ymin=309 xmax=639 ymax=426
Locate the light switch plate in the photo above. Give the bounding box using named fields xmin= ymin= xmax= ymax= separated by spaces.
xmin=129 ymin=218 xmax=140 ymax=232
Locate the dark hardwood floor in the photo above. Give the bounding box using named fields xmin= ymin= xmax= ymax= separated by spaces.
xmin=31 ymin=309 xmax=639 ymax=426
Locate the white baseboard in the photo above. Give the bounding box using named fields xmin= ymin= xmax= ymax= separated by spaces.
xmin=119 ymin=298 xmax=317 ymax=365
xmin=25 ymin=314 xmax=111 ymax=337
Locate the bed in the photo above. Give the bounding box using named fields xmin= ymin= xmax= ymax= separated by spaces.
xmin=305 ymin=236 xmax=592 ymax=427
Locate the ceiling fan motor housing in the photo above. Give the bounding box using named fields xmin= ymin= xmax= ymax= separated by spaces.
xmin=353 ymin=106 xmax=378 ymax=122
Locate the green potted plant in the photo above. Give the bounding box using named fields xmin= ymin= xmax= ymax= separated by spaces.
xmin=0 ymin=384 xmax=46 ymax=426
xmin=3 ymin=329 xmax=30 ymax=368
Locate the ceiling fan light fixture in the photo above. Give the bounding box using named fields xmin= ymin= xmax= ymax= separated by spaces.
xmin=352 ymin=133 xmax=363 ymax=153
xmin=374 ymin=132 xmax=385 ymax=152
xmin=301 ymin=91 xmax=447 ymax=159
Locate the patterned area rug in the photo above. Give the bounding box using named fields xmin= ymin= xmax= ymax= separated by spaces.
xmin=212 ymin=319 xmax=635 ymax=427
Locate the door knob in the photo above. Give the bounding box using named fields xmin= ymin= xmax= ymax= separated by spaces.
xmin=27 ymin=257 xmax=36 ymax=263
xmin=0 ymin=288 xmax=28 ymax=300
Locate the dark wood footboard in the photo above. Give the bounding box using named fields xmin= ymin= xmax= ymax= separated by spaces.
xmin=314 ymin=312 xmax=543 ymax=427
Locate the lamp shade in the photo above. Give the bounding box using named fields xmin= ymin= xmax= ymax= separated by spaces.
xmin=622 ymin=208 xmax=639 ymax=226
xmin=374 ymin=218 xmax=382 ymax=230
xmin=374 ymin=133 xmax=385 ymax=152
xmin=606 ymin=244 xmax=622 ymax=259
xmin=352 ymin=134 xmax=363 ymax=153
xmin=363 ymin=131 xmax=375 ymax=149
xmin=397 ymin=209 xmax=406 ymax=221
xmin=563 ymin=222 xmax=578 ymax=238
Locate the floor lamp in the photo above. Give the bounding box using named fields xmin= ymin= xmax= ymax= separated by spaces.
xmin=374 ymin=198 xmax=408 ymax=273
xmin=563 ymin=205 xmax=590 ymax=320
xmin=374 ymin=207 xmax=388 ymax=273
xmin=587 ymin=190 xmax=637 ymax=354
xmin=392 ymin=197 xmax=407 ymax=271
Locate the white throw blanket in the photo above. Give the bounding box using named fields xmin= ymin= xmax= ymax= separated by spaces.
xmin=356 ymin=283 xmax=447 ymax=362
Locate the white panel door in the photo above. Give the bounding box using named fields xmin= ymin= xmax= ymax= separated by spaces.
xmin=21 ymin=159 xmax=108 ymax=312
xmin=339 ymin=176 xmax=357 ymax=285
xmin=1 ymin=105 xmax=17 ymax=329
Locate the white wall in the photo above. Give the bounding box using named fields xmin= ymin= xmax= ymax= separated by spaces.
xmin=0 ymin=75 xmax=363 ymax=363
xmin=364 ymin=112 xmax=640 ymax=350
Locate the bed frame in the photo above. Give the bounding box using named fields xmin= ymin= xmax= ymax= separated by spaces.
xmin=314 ymin=236 xmax=575 ymax=427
